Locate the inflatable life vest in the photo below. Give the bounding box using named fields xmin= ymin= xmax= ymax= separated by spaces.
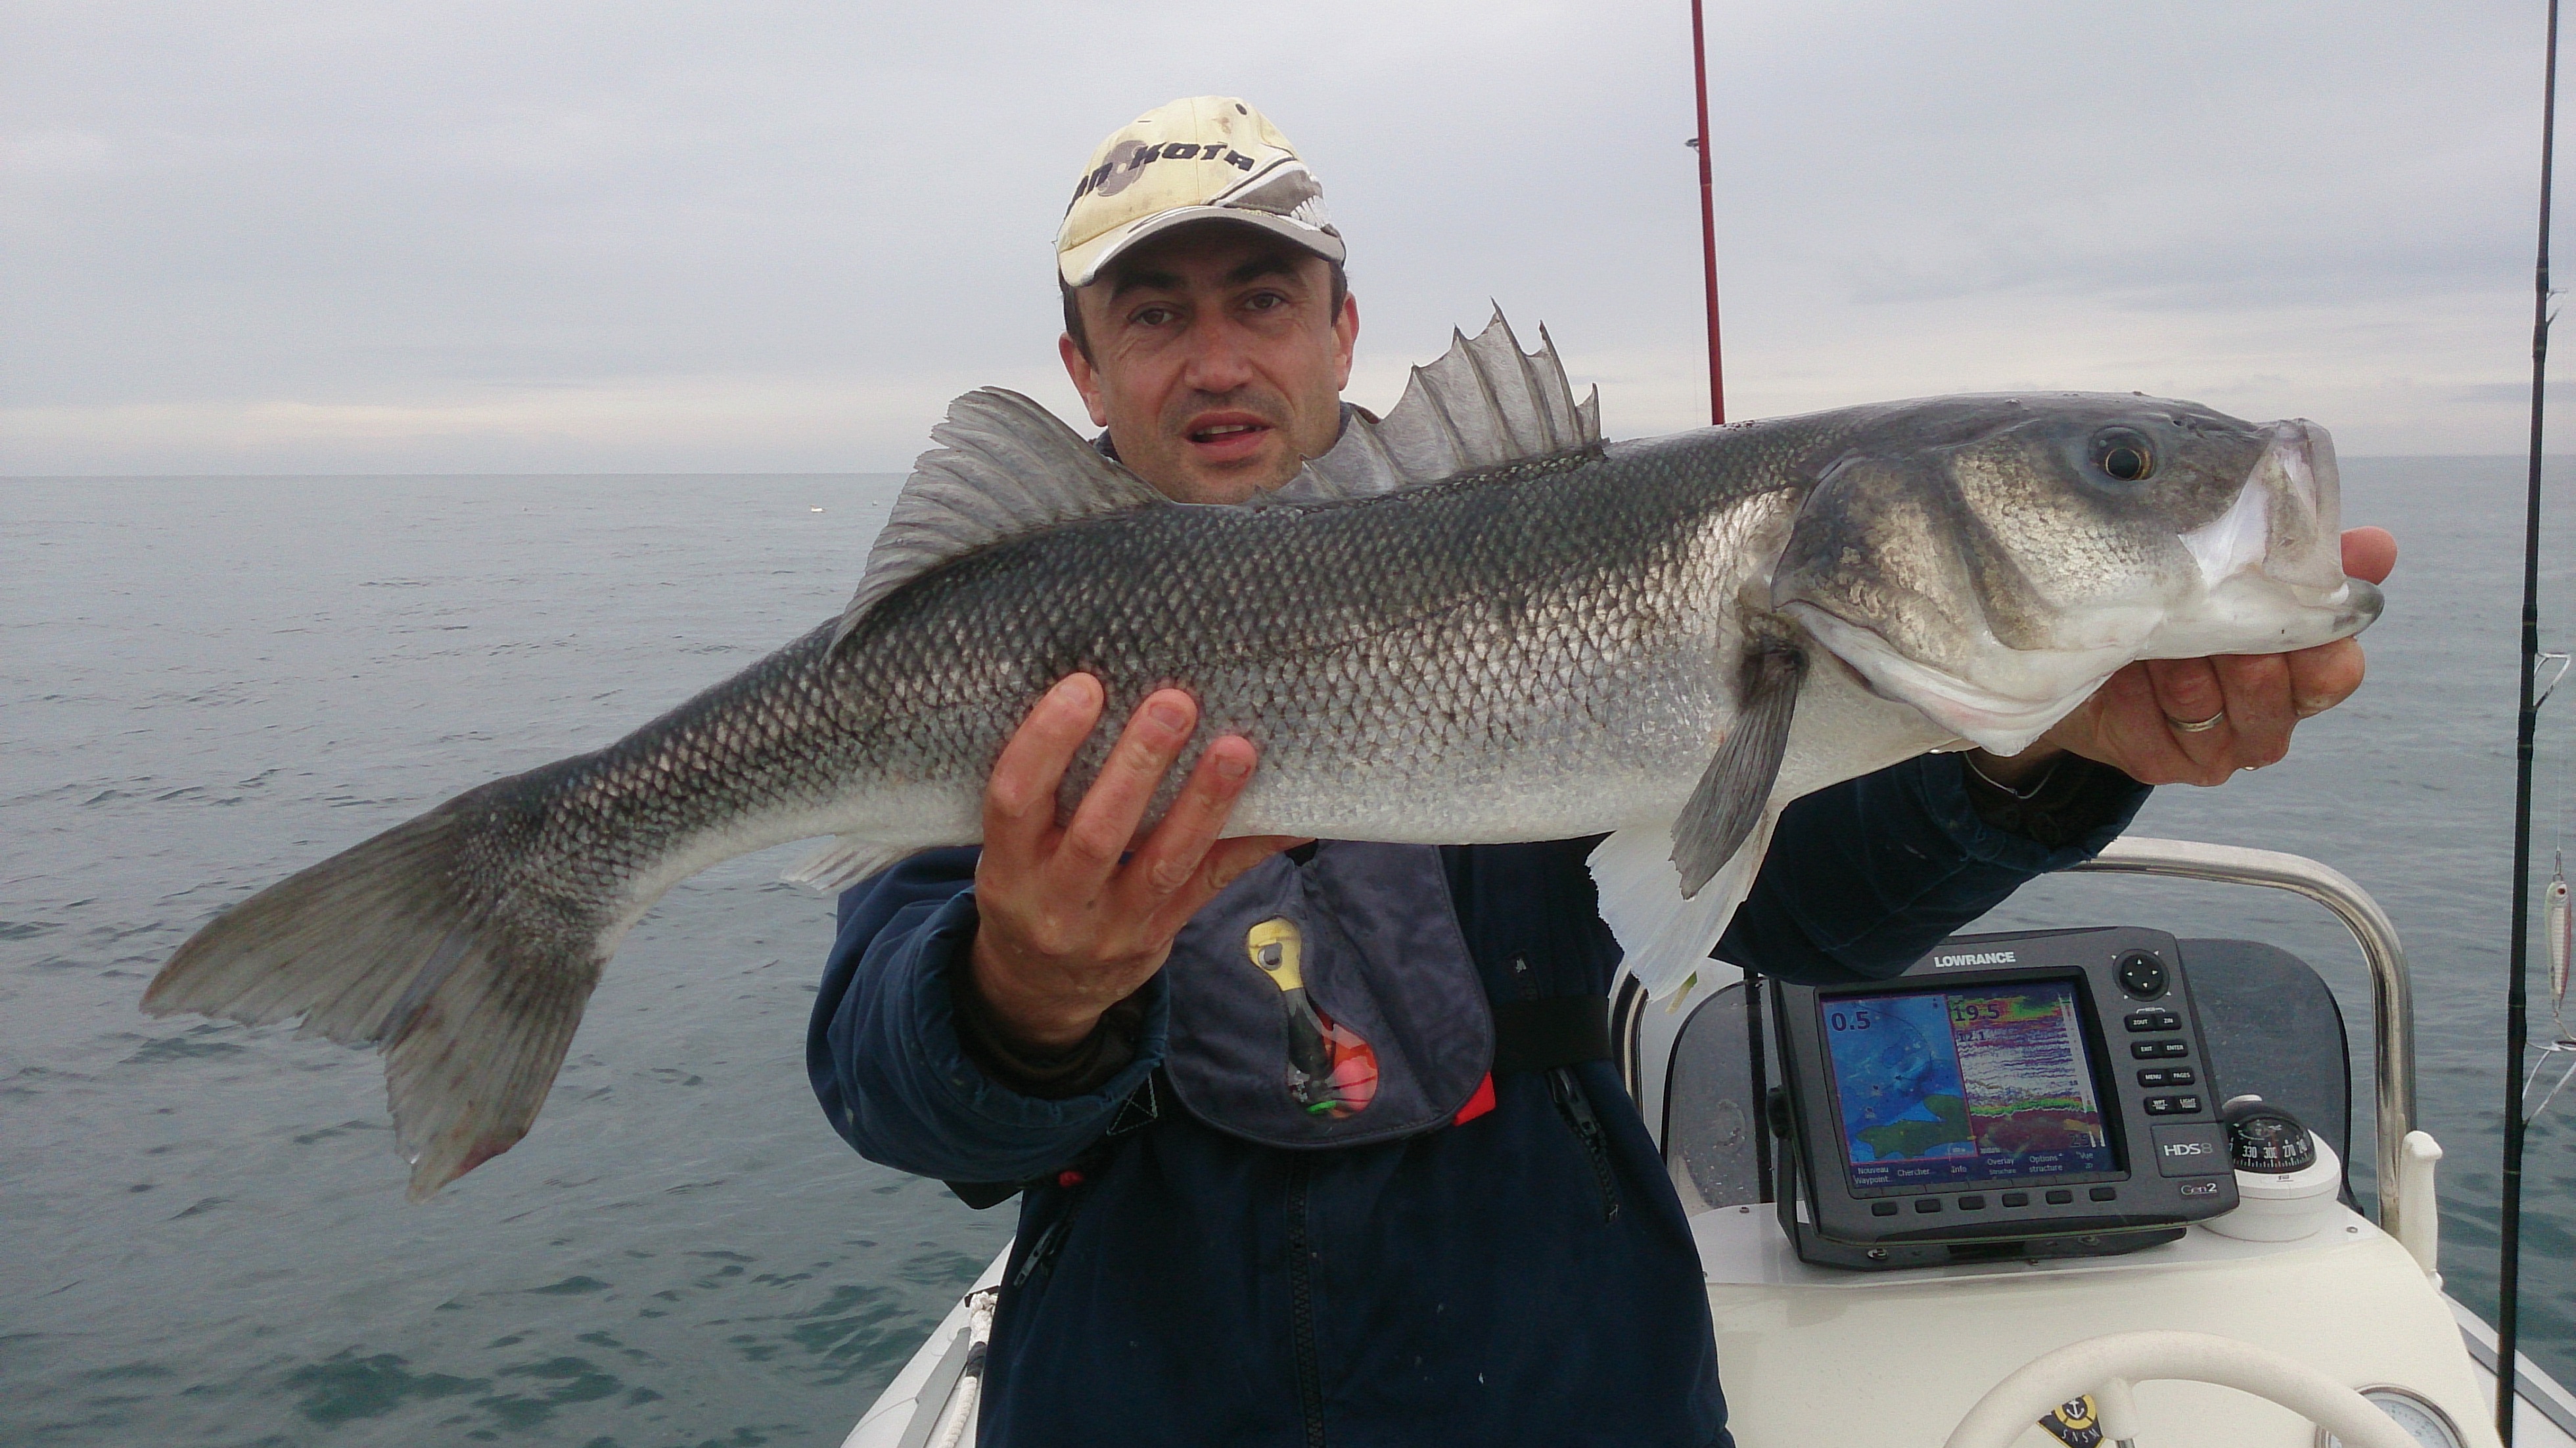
xmin=1162 ymin=842 xmax=1499 ymax=1148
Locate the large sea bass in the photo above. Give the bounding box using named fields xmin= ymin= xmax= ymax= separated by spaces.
xmin=144 ymin=315 xmax=2380 ymax=1197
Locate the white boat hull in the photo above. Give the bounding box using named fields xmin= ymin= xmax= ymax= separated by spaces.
xmin=855 ymin=1217 xmax=2574 ymax=1447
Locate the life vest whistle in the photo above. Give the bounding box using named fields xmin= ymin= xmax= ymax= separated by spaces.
xmin=1248 ymin=918 xmax=1379 ymax=1119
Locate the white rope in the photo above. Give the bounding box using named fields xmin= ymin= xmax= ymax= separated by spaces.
xmin=926 ymin=1289 xmax=998 ymax=1448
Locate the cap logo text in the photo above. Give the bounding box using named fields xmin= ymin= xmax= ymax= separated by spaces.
xmin=1074 ymin=141 xmax=1256 ymax=204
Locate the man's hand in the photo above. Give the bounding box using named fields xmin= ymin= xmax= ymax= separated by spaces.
xmin=1973 ymin=526 xmax=2399 ymax=790
xmin=969 ymin=673 xmax=1308 ymax=1053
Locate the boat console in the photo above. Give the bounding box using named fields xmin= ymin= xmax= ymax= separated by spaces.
xmin=1768 ymin=926 xmax=2240 ymax=1269
xmin=858 ymin=840 xmax=2553 ymax=1448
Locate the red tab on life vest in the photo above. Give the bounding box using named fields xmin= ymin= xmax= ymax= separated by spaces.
xmin=1452 ymin=1073 xmax=1497 ymax=1126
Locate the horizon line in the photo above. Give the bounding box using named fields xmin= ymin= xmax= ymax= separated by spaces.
xmin=8 ymin=454 xmax=2573 ymax=482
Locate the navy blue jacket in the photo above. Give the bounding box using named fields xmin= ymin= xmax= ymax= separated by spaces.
xmin=810 ymin=755 xmax=2146 ymax=1447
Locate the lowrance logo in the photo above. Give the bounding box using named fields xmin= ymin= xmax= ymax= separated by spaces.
xmin=1931 ymin=950 xmax=2017 ymax=969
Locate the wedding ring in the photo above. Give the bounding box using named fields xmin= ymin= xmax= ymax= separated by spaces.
xmin=2165 ymin=710 xmax=2226 ymax=734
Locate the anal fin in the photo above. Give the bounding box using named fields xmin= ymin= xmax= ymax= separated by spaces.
xmin=1672 ymin=647 xmax=1805 ymax=895
xmin=782 ymin=837 xmax=916 ymax=894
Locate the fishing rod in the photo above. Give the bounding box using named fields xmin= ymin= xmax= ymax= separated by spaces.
xmin=1688 ymin=0 xmax=1725 ymax=426
xmin=1686 ymin=0 xmax=1770 ymax=1203
xmin=2498 ymin=0 xmax=2563 ymax=1439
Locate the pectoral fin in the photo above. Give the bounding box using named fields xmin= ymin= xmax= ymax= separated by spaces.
xmin=1671 ymin=646 xmax=1805 ymax=897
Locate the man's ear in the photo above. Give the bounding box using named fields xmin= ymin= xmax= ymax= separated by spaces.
xmin=1059 ymin=331 xmax=1111 ymax=427
xmin=1331 ymin=291 xmax=1358 ymax=393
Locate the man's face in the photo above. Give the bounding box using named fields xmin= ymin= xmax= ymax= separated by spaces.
xmin=1060 ymin=225 xmax=1358 ymax=505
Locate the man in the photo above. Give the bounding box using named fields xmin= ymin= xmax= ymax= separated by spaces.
xmin=811 ymin=97 xmax=2394 ymax=1446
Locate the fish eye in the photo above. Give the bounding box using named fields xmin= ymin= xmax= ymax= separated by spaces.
xmin=2090 ymin=428 xmax=2156 ymax=484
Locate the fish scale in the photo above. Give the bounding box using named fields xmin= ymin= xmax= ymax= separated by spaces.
xmin=815 ymin=444 xmax=1718 ymax=843
xmin=142 ymin=314 xmax=2381 ymax=1198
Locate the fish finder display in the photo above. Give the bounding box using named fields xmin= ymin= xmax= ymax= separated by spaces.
xmin=1820 ymin=980 xmax=2115 ymax=1190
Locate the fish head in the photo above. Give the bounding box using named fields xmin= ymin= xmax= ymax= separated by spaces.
xmin=1768 ymin=394 xmax=2381 ymax=754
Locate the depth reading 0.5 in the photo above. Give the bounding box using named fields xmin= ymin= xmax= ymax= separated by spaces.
xmin=1826 ymin=999 xmax=2013 ymax=1033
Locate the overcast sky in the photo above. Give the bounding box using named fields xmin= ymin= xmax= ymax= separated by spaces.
xmin=1 ymin=0 xmax=2565 ymax=473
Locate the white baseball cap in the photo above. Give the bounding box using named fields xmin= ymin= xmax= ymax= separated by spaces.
xmin=1056 ymin=96 xmax=1345 ymax=288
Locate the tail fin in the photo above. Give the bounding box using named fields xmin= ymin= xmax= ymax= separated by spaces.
xmin=142 ymin=789 xmax=603 ymax=1200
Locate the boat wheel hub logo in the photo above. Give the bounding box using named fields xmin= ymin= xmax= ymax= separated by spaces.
xmin=2040 ymin=1394 xmax=2102 ymax=1447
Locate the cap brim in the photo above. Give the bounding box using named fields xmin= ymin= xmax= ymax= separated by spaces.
xmin=1059 ymin=205 xmax=1346 ymax=288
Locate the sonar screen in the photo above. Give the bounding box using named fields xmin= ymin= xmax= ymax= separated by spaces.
xmin=1820 ymin=979 xmax=2115 ymax=1192
xmin=1770 ymin=928 xmax=2238 ymax=1269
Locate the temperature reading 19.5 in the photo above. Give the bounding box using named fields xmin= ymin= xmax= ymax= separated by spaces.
xmin=1827 ymin=1009 xmax=1875 ymax=1032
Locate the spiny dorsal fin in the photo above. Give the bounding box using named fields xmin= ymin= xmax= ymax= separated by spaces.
xmin=833 ymin=388 xmax=1166 ymax=648
xmin=1285 ymin=308 xmax=1602 ymax=503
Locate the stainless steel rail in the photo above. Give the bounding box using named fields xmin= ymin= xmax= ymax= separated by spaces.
xmin=2071 ymin=836 xmax=2416 ymax=1240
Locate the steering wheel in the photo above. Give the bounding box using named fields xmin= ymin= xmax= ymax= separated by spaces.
xmin=1944 ymin=1330 xmax=2426 ymax=1448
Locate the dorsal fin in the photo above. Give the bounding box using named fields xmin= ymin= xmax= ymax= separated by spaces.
xmin=1283 ymin=307 xmax=1601 ymax=503
xmin=835 ymin=315 xmax=1602 ymax=641
xmin=832 ymin=388 xmax=1166 ymax=647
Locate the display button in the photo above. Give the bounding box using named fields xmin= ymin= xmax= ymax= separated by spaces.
xmin=2180 ymin=1179 xmax=2222 ymax=1198
xmin=2138 ymin=1069 xmax=2171 ymax=1087
xmin=2151 ymin=1123 xmax=2231 ymax=1178
xmin=2117 ymin=951 xmax=2168 ymax=999
xmin=1914 ymin=1198 xmax=1943 ymax=1213
xmin=2130 ymin=1040 xmax=2188 ymax=1059
xmin=2173 ymin=1095 xmax=2201 ymax=1113
xmin=2045 ymin=1188 xmax=2073 ymax=1205
xmin=1959 ymin=1195 xmax=1987 ymax=1210
xmin=2089 ymin=1186 xmax=2117 ymax=1202
xmin=2124 ymin=1009 xmax=2182 ymax=1033
xmin=2167 ymin=1068 xmax=2196 ymax=1085
xmin=2001 ymin=1192 xmax=2030 ymax=1207
xmin=2145 ymin=1096 xmax=2181 ymax=1115
xmin=1872 ymin=1200 xmax=1899 ymax=1217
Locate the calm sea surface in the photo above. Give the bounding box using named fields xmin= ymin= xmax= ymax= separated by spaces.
xmin=4 ymin=463 xmax=2575 ymax=1443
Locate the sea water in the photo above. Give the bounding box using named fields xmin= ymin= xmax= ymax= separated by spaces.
xmin=2 ymin=463 xmax=2571 ymax=1443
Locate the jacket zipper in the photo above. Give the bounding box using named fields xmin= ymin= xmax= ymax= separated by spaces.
xmin=1012 ymin=1175 xmax=1091 ymax=1288
xmin=1514 ymin=953 xmax=1619 ymax=1223
xmin=1549 ymin=1064 xmax=1622 ymax=1223
xmin=1285 ymin=1156 xmax=1328 ymax=1447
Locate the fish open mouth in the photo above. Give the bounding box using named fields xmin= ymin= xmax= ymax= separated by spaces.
xmin=1781 ymin=415 xmax=2383 ymax=755
xmin=2144 ymin=418 xmax=2381 ymax=661
xmin=2180 ymin=419 xmax=2345 ymax=597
